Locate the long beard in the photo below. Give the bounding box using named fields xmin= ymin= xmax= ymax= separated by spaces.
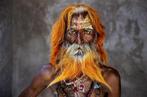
xmin=48 ymin=43 xmax=110 ymax=90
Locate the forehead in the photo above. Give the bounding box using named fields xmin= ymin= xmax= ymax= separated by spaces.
xmin=73 ymin=6 xmax=87 ymax=14
xmin=69 ymin=8 xmax=93 ymax=30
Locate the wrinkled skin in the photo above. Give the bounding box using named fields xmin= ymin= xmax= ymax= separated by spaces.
xmin=18 ymin=9 xmax=121 ymax=97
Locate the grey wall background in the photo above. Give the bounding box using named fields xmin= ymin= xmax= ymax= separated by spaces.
xmin=0 ymin=0 xmax=147 ymax=97
xmin=0 ymin=0 xmax=12 ymax=97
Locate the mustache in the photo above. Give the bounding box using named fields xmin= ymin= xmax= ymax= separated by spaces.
xmin=67 ymin=44 xmax=90 ymax=56
xmin=64 ymin=43 xmax=96 ymax=57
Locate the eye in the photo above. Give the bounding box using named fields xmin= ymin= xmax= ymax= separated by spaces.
xmin=67 ymin=29 xmax=77 ymax=35
xmin=84 ymin=29 xmax=93 ymax=34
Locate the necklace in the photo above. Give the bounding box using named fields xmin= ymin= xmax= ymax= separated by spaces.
xmin=64 ymin=75 xmax=88 ymax=97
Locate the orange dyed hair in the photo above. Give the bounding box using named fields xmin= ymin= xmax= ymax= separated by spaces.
xmin=49 ymin=4 xmax=108 ymax=66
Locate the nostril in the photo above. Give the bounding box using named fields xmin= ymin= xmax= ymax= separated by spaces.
xmin=77 ymin=47 xmax=81 ymax=50
xmin=78 ymin=47 xmax=80 ymax=49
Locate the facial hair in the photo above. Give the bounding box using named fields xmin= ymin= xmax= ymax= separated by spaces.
xmin=48 ymin=43 xmax=110 ymax=90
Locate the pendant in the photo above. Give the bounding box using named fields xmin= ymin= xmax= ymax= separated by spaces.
xmin=73 ymin=81 xmax=85 ymax=93
xmin=79 ymin=84 xmax=85 ymax=92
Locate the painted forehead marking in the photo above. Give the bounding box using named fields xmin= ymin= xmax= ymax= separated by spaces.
xmin=71 ymin=15 xmax=93 ymax=29
xmin=72 ymin=6 xmax=87 ymax=14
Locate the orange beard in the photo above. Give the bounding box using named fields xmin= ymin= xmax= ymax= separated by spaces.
xmin=48 ymin=44 xmax=110 ymax=90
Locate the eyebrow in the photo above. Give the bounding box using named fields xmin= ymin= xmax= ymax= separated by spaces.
xmin=72 ymin=11 xmax=88 ymax=18
xmin=67 ymin=27 xmax=94 ymax=32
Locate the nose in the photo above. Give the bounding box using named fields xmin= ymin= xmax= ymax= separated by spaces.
xmin=77 ymin=32 xmax=82 ymax=45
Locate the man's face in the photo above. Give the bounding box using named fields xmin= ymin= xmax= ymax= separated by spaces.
xmin=64 ymin=12 xmax=97 ymax=60
xmin=66 ymin=13 xmax=94 ymax=44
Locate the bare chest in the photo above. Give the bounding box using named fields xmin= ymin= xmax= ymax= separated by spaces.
xmin=56 ymin=76 xmax=107 ymax=97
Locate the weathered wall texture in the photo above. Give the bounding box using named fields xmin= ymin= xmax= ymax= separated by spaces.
xmin=0 ymin=0 xmax=12 ymax=97
xmin=0 ymin=0 xmax=147 ymax=97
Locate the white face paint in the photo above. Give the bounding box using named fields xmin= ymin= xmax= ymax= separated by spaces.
xmin=72 ymin=6 xmax=87 ymax=14
xmin=71 ymin=15 xmax=93 ymax=30
xmin=70 ymin=7 xmax=91 ymax=29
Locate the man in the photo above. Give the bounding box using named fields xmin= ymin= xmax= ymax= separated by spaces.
xmin=19 ymin=4 xmax=121 ymax=97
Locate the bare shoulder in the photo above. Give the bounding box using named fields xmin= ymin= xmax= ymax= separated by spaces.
xmin=100 ymin=65 xmax=121 ymax=97
xmin=18 ymin=64 xmax=56 ymax=97
xmin=101 ymin=65 xmax=120 ymax=81
xmin=29 ymin=63 xmax=56 ymax=89
xmin=36 ymin=63 xmax=56 ymax=82
xmin=101 ymin=66 xmax=120 ymax=86
xmin=33 ymin=64 xmax=57 ymax=88
xmin=40 ymin=64 xmax=55 ymax=76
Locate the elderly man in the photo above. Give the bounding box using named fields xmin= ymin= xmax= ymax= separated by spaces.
xmin=19 ymin=4 xmax=121 ymax=97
